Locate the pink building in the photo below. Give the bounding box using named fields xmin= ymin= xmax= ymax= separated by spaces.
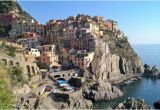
xmin=38 ymin=45 xmax=59 ymax=68
xmin=69 ymin=50 xmax=94 ymax=70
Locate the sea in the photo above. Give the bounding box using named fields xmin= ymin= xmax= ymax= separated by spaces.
xmin=94 ymin=44 xmax=160 ymax=109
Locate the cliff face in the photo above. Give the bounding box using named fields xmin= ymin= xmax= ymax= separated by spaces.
xmin=91 ymin=30 xmax=144 ymax=81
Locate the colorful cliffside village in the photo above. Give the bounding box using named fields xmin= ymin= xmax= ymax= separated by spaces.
xmin=7 ymin=14 xmax=124 ymax=80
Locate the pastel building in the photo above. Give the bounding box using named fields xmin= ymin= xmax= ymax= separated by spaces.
xmin=69 ymin=50 xmax=94 ymax=70
xmin=9 ymin=19 xmax=36 ymax=39
xmin=24 ymin=32 xmax=41 ymax=49
xmin=38 ymin=45 xmax=59 ymax=68
xmin=28 ymin=48 xmax=40 ymax=57
xmin=46 ymin=19 xmax=57 ymax=31
xmin=35 ymin=23 xmax=45 ymax=36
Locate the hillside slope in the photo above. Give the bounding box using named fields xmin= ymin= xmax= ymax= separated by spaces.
xmin=0 ymin=1 xmax=35 ymax=37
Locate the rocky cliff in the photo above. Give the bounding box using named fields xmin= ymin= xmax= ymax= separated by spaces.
xmin=91 ymin=30 xmax=144 ymax=81
xmin=83 ymin=81 xmax=123 ymax=101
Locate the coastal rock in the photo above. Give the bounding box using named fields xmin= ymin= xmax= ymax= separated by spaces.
xmin=144 ymin=65 xmax=160 ymax=78
xmin=154 ymin=100 xmax=160 ymax=109
xmin=113 ymin=97 xmax=151 ymax=109
xmin=83 ymin=81 xmax=123 ymax=101
xmin=91 ymin=33 xmax=144 ymax=81
xmin=69 ymin=97 xmax=93 ymax=109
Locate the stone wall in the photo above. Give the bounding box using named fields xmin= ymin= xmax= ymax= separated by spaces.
xmin=50 ymin=69 xmax=76 ymax=80
xmin=0 ymin=52 xmax=39 ymax=77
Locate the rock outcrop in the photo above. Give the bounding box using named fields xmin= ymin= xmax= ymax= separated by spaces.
xmin=69 ymin=97 xmax=93 ymax=109
xmin=144 ymin=64 xmax=160 ymax=78
xmin=113 ymin=97 xmax=151 ymax=109
xmin=91 ymin=31 xmax=144 ymax=81
xmin=154 ymin=100 xmax=160 ymax=109
xmin=38 ymin=89 xmax=93 ymax=109
xmin=83 ymin=81 xmax=123 ymax=101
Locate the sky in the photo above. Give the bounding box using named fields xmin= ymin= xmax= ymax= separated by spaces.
xmin=18 ymin=1 xmax=160 ymax=44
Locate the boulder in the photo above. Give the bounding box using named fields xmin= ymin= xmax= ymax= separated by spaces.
xmin=83 ymin=81 xmax=123 ymax=101
xmin=113 ymin=97 xmax=151 ymax=109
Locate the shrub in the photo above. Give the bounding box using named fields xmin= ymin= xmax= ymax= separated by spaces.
xmin=6 ymin=45 xmax=16 ymax=57
xmin=9 ymin=66 xmax=27 ymax=84
xmin=0 ymin=79 xmax=15 ymax=109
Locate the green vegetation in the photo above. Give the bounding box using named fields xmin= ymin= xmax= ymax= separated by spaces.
xmin=1 ymin=41 xmax=6 ymax=47
xmin=0 ymin=80 xmax=15 ymax=109
xmin=0 ymin=1 xmax=17 ymax=13
xmin=1 ymin=41 xmax=17 ymax=57
xmin=6 ymin=45 xmax=17 ymax=57
xmin=0 ymin=65 xmax=15 ymax=109
xmin=0 ymin=1 xmax=36 ymax=37
xmin=103 ymin=31 xmax=137 ymax=59
xmin=0 ymin=1 xmax=35 ymax=19
xmin=36 ymin=62 xmax=47 ymax=69
xmin=0 ymin=64 xmax=27 ymax=108
xmin=0 ymin=24 xmax=12 ymax=34
xmin=9 ymin=66 xmax=27 ymax=84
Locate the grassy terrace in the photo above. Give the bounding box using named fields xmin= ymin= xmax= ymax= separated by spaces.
xmin=0 ymin=40 xmax=24 ymax=57
xmin=0 ymin=64 xmax=27 ymax=109
xmin=0 ymin=40 xmax=27 ymax=108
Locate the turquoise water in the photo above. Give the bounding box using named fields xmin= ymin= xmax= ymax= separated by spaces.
xmin=94 ymin=44 xmax=160 ymax=109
